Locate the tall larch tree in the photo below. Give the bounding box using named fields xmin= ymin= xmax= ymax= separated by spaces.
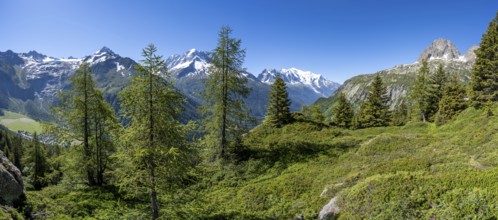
xmin=470 ymin=11 xmax=498 ymax=107
xmin=52 ymin=63 xmax=116 ymax=186
xmin=117 ymin=44 xmax=194 ymax=220
xmin=202 ymin=26 xmax=252 ymax=159
xmin=358 ymin=74 xmax=390 ymax=127
xmin=332 ymin=92 xmax=354 ymax=128
xmin=266 ymin=76 xmax=292 ymax=127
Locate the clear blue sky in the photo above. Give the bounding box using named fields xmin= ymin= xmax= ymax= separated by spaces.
xmin=0 ymin=0 xmax=497 ymax=83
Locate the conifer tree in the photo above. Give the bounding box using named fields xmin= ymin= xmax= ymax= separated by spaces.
xmin=310 ymin=104 xmax=325 ymax=124
xmin=202 ymin=26 xmax=252 ymax=159
xmin=332 ymin=93 xmax=354 ymax=128
xmin=410 ymin=60 xmax=432 ymax=121
xmin=470 ymin=12 xmax=498 ymax=107
xmin=117 ymin=44 xmax=194 ymax=220
xmin=51 ymin=63 xmax=117 ymax=186
xmin=358 ymin=74 xmax=390 ymax=127
xmin=266 ymin=76 xmax=292 ymax=127
xmin=391 ymin=101 xmax=408 ymax=126
xmin=23 ymin=133 xmax=48 ymax=190
xmin=435 ymin=78 xmax=468 ymax=125
xmin=426 ymin=63 xmax=447 ymax=121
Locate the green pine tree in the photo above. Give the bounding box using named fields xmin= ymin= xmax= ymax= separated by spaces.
xmin=426 ymin=63 xmax=447 ymax=121
xmin=266 ymin=76 xmax=292 ymax=127
xmin=117 ymin=44 xmax=194 ymax=220
xmin=410 ymin=60 xmax=431 ymax=121
xmin=358 ymin=74 xmax=390 ymax=127
xmin=435 ymin=78 xmax=468 ymax=125
xmin=391 ymin=101 xmax=409 ymax=126
xmin=332 ymin=92 xmax=354 ymax=128
xmin=310 ymin=104 xmax=325 ymax=124
xmin=470 ymin=12 xmax=498 ymax=107
xmin=23 ymin=133 xmax=49 ymax=190
xmin=202 ymin=26 xmax=252 ymax=159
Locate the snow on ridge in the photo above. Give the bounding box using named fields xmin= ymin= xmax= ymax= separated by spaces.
xmin=257 ymin=67 xmax=339 ymax=97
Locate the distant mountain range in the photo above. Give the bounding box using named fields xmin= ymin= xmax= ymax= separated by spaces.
xmin=0 ymin=47 xmax=340 ymax=121
xmin=315 ymin=38 xmax=477 ymax=117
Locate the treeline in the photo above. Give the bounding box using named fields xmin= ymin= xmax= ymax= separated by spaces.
xmin=4 ymin=11 xmax=498 ymax=220
xmin=318 ymin=13 xmax=498 ymax=129
xmin=9 ymin=25 xmax=256 ymax=220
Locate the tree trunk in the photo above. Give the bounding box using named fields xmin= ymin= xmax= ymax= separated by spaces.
xmin=83 ymin=69 xmax=96 ymax=186
xmin=149 ymin=159 xmax=159 ymax=219
xmin=220 ymin=39 xmax=228 ymax=159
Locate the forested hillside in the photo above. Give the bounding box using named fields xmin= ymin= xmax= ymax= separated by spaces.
xmin=1 ymin=10 xmax=498 ymax=220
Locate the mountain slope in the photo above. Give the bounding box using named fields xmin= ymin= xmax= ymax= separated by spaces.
xmin=316 ymin=38 xmax=477 ymax=117
xmin=26 ymin=106 xmax=498 ymax=219
xmin=0 ymin=47 xmax=340 ymax=122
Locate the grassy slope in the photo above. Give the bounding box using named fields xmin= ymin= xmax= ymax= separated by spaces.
xmin=26 ymin=107 xmax=498 ymax=219
xmin=0 ymin=110 xmax=42 ymax=134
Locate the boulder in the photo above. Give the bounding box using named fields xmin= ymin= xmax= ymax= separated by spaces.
xmin=0 ymin=150 xmax=25 ymax=207
xmin=319 ymin=195 xmax=340 ymax=220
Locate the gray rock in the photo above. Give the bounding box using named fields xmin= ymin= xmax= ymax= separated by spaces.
xmin=0 ymin=151 xmax=25 ymax=206
xmin=319 ymin=195 xmax=340 ymax=220
xmin=418 ymin=38 xmax=461 ymax=62
xmin=464 ymin=45 xmax=479 ymax=63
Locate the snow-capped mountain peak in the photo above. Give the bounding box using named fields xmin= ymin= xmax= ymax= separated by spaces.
xmin=167 ymin=49 xmax=211 ymax=78
xmin=84 ymin=46 xmax=119 ymax=65
xmin=23 ymin=50 xmax=48 ymax=62
xmin=257 ymin=67 xmax=340 ymax=97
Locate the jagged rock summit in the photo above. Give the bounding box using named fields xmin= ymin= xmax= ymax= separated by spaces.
xmin=418 ymin=38 xmax=461 ymax=62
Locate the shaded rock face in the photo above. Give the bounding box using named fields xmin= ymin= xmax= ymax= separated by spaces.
xmin=0 ymin=151 xmax=24 ymax=207
xmin=418 ymin=38 xmax=461 ymax=62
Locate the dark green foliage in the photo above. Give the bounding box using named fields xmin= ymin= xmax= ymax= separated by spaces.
xmin=426 ymin=64 xmax=447 ymax=120
xmin=22 ymin=133 xmax=49 ymax=190
xmin=202 ymin=26 xmax=252 ymax=159
xmin=266 ymin=77 xmax=292 ymax=127
xmin=0 ymin=133 xmax=24 ymax=170
xmin=51 ymin=63 xmax=117 ymax=186
xmin=435 ymin=79 xmax=468 ymax=125
xmin=309 ymin=104 xmax=325 ymax=123
xmin=410 ymin=60 xmax=432 ymax=121
xmin=470 ymin=11 xmax=498 ymax=107
xmin=301 ymin=104 xmax=325 ymax=124
xmin=358 ymin=74 xmax=390 ymax=127
xmin=332 ymin=93 xmax=354 ymax=128
xmin=391 ymin=101 xmax=409 ymax=126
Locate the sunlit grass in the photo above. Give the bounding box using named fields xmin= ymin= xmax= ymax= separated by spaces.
xmin=0 ymin=110 xmax=42 ymax=134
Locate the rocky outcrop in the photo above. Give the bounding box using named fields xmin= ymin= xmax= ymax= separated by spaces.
xmin=0 ymin=151 xmax=25 ymax=207
xmin=418 ymin=38 xmax=461 ymax=62
xmin=319 ymin=195 xmax=340 ymax=219
xmin=464 ymin=45 xmax=479 ymax=63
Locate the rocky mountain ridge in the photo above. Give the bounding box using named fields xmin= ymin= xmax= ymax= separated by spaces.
xmin=0 ymin=47 xmax=340 ymax=121
xmin=315 ymin=38 xmax=477 ymax=117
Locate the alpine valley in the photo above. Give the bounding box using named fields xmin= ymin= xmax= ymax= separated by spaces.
xmin=0 ymin=47 xmax=340 ymax=121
